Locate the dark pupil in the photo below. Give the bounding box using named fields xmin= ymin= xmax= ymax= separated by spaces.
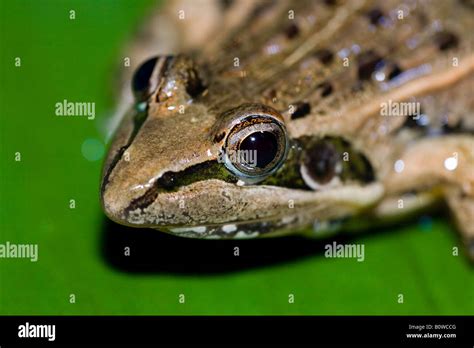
xmin=304 ymin=141 xmax=338 ymax=184
xmin=239 ymin=131 xmax=278 ymax=168
xmin=132 ymin=56 xmax=158 ymax=101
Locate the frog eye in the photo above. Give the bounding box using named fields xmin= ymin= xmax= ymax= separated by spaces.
xmin=300 ymin=140 xmax=342 ymax=190
xmin=223 ymin=110 xmax=288 ymax=183
xmin=131 ymin=56 xmax=160 ymax=102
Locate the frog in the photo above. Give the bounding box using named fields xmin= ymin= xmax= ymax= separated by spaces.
xmin=101 ymin=0 xmax=474 ymax=259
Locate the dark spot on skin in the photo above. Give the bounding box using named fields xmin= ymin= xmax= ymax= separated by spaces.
xmin=284 ymin=23 xmax=300 ymax=39
xmin=366 ymin=8 xmax=384 ymax=25
xmin=291 ymin=102 xmax=311 ymax=119
xmin=214 ymin=132 xmax=226 ymax=143
xmin=403 ymin=113 xmax=427 ymax=130
xmin=185 ymin=68 xmax=206 ymax=98
xmin=370 ymin=60 xmax=403 ymax=81
xmin=314 ymin=49 xmax=334 ymax=65
xmin=387 ymin=63 xmax=403 ymax=80
xmin=304 ymin=141 xmax=339 ymax=185
xmin=316 ymin=81 xmax=333 ymax=97
xmin=322 ymin=0 xmax=337 ymax=6
xmin=433 ymin=31 xmax=459 ymax=51
xmin=357 ymin=50 xmax=383 ymax=80
xmin=219 ymin=0 xmax=234 ymax=10
xmin=459 ymin=0 xmax=474 ymax=9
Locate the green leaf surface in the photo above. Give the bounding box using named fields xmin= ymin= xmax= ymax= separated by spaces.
xmin=1 ymin=0 xmax=473 ymax=315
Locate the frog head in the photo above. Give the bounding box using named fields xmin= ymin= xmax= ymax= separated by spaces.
xmin=101 ymin=55 xmax=383 ymax=238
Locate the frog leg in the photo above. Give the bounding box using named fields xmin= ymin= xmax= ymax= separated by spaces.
xmin=383 ymin=135 xmax=474 ymax=196
xmin=383 ymin=135 xmax=474 ymax=260
xmin=444 ymin=187 xmax=474 ymax=261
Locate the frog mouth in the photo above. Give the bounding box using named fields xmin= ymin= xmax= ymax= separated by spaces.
xmin=118 ymin=180 xmax=384 ymax=235
xmin=163 ymin=195 xmax=374 ymax=240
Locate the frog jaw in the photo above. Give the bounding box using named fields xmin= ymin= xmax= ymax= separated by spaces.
xmin=119 ymin=178 xmax=384 ymax=238
xmin=101 ymin=105 xmax=384 ymax=235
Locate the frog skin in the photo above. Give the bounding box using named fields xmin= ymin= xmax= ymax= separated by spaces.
xmin=101 ymin=0 xmax=474 ymax=259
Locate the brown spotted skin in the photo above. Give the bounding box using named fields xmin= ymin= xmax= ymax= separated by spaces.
xmin=101 ymin=0 xmax=474 ymax=259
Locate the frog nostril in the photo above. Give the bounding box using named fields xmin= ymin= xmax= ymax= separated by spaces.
xmin=366 ymin=8 xmax=385 ymax=26
xmin=290 ymin=102 xmax=311 ymax=120
xmin=284 ymin=23 xmax=300 ymax=40
xmin=316 ymin=81 xmax=333 ymax=97
xmin=313 ymin=49 xmax=334 ymax=65
xmin=185 ymin=67 xmax=206 ymax=98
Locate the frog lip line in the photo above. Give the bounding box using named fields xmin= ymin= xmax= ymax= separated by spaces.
xmin=104 ymin=183 xmax=384 ymax=231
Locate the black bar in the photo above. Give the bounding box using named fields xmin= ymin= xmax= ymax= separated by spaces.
xmin=0 ymin=316 xmax=473 ymax=345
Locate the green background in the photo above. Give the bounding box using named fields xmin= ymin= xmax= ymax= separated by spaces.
xmin=0 ymin=0 xmax=473 ymax=315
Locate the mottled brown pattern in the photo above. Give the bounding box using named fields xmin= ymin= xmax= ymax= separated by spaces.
xmin=101 ymin=0 xmax=474 ymax=258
